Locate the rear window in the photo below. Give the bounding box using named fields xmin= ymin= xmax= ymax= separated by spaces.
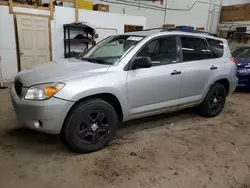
xmin=181 ymin=37 xmax=212 ymax=62
xmin=232 ymin=48 xmax=250 ymax=58
xmin=231 ymin=48 xmax=246 ymax=57
xmin=207 ymin=39 xmax=224 ymax=58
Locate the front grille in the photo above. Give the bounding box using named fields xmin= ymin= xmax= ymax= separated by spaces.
xmin=14 ymin=79 xmax=23 ymax=96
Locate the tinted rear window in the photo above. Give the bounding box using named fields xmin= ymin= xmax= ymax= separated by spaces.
xmin=207 ymin=39 xmax=224 ymax=58
xmin=232 ymin=48 xmax=250 ymax=58
xmin=181 ymin=37 xmax=212 ymax=62
xmin=232 ymin=48 xmax=245 ymax=57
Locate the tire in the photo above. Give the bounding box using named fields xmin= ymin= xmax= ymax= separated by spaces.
xmin=198 ymin=83 xmax=226 ymax=118
xmin=61 ymin=99 xmax=118 ymax=153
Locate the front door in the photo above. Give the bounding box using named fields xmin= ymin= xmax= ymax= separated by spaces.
xmin=126 ymin=36 xmax=182 ymax=118
xmin=16 ymin=14 xmax=50 ymax=70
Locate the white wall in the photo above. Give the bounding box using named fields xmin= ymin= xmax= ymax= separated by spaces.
xmin=83 ymin=0 xmax=249 ymax=31
xmin=46 ymin=0 xmax=249 ymax=30
xmin=76 ymin=0 xmax=222 ymax=31
xmin=49 ymin=0 xmax=218 ymax=30
xmin=88 ymin=0 xmax=213 ymax=29
xmin=0 ymin=6 xmax=18 ymax=83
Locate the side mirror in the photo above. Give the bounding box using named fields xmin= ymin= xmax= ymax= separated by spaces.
xmin=132 ymin=57 xmax=152 ymax=69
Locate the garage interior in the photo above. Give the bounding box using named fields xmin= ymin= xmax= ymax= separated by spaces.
xmin=1 ymin=0 xmax=250 ymax=187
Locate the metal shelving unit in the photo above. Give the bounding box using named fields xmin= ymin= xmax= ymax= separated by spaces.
xmin=63 ymin=23 xmax=95 ymax=58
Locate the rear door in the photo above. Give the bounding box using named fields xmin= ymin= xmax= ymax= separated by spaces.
xmin=206 ymin=38 xmax=225 ymax=77
xmin=178 ymin=36 xmax=214 ymax=105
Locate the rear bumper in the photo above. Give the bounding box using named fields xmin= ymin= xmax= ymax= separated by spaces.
xmin=10 ymin=86 xmax=74 ymax=134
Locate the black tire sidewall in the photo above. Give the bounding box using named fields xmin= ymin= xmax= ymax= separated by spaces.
xmin=63 ymin=100 xmax=118 ymax=153
xmin=199 ymin=83 xmax=226 ymax=117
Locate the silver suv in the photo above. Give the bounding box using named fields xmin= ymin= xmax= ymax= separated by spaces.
xmin=11 ymin=29 xmax=237 ymax=153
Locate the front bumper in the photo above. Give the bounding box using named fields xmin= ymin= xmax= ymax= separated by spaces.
xmin=237 ymin=74 xmax=250 ymax=88
xmin=10 ymin=86 xmax=74 ymax=134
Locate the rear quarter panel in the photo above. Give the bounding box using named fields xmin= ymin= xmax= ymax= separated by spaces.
xmin=201 ymin=39 xmax=237 ymax=100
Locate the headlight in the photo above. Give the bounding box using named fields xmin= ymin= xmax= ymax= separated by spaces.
xmin=25 ymin=83 xmax=65 ymax=100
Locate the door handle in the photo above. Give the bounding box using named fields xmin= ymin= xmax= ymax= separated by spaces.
xmin=210 ymin=66 xmax=218 ymax=70
xmin=20 ymin=53 xmax=24 ymax=56
xmin=171 ymin=70 xmax=182 ymax=75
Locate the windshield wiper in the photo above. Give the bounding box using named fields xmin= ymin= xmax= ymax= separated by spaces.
xmin=81 ymin=57 xmax=112 ymax=65
xmin=79 ymin=57 xmax=98 ymax=63
xmin=93 ymin=58 xmax=112 ymax=65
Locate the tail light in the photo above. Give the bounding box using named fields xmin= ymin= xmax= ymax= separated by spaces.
xmin=230 ymin=57 xmax=238 ymax=65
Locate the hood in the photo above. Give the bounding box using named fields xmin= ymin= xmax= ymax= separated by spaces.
xmin=235 ymin=58 xmax=250 ymax=68
xmin=236 ymin=57 xmax=250 ymax=64
xmin=17 ymin=58 xmax=110 ymax=87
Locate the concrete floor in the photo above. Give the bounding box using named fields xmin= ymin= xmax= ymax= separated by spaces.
xmin=1 ymin=86 xmax=250 ymax=188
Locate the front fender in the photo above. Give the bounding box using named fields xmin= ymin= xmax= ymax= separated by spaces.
xmin=54 ymin=72 xmax=129 ymax=120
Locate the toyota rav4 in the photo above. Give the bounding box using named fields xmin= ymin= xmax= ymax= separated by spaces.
xmin=11 ymin=28 xmax=238 ymax=153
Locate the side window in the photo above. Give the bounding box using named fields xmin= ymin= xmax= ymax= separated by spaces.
xmin=181 ymin=37 xmax=212 ymax=62
xmin=137 ymin=40 xmax=157 ymax=57
xmin=207 ymin=38 xmax=224 ymax=58
xmin=137 ymin=36 xmax=177 ymax=66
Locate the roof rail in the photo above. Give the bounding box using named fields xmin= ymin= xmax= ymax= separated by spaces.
xmin=162 ymin=28 xmax=219 ymax=37
xmin=124 ymin=28 xmax=163 ymax=33
xmin=125 ymin=27 xmax=219 ymax=37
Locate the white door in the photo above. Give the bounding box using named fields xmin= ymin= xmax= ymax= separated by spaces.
xmin=16 ymin=14 xmax=50 ymax=69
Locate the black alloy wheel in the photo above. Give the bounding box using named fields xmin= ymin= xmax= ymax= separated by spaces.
xmin=208 ymin=90 xmax=224 ymax=113
xmin=198 ymin=83 xmax=226 ymax=117
xmin=78 ymin=111 xmax=110 ymax=144
xmin=62 ymin=99 xmax=118 ymax=153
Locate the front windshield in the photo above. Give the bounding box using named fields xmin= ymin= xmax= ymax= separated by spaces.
xmin=77 ymin=35 xmax=144 ymax=65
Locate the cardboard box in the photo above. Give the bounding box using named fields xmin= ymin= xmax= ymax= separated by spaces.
xmin=196 ymin=27 xmax=205 ymax=31
xmin=221 ymin=7 xmax=243 ymax=21
xmin=163 ymin=24 xmax=175 ymax=29
xmin=93 ymin=4 xmax=109 ymax=12
xmin=243 ymin=4 xmax=250 ymax=21
xmin=78 ymin=0 xmax=93 ymax=10
xmin=221 ymin=3 xmax=250 ymax=22
xmin=124 ymin=25 xmax=143 ymax=32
